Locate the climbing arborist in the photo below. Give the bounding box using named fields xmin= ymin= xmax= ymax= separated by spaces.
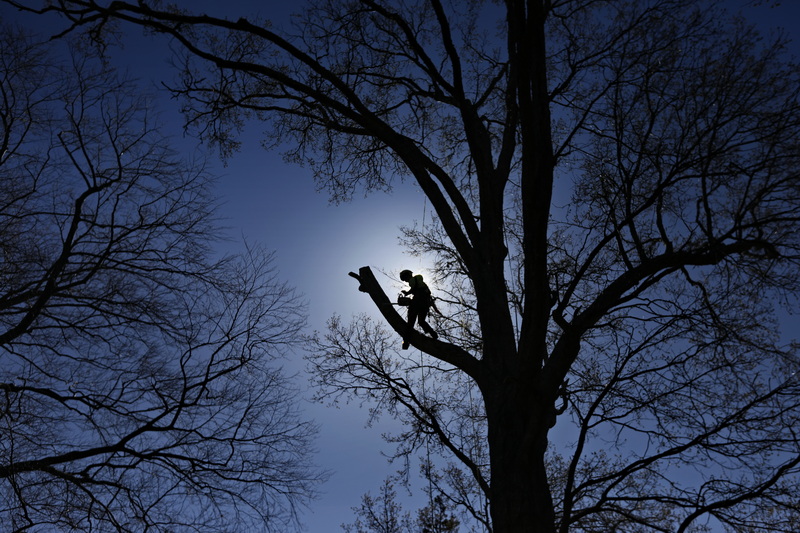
xmin=399 ymin=269 xmax=438 ymax=349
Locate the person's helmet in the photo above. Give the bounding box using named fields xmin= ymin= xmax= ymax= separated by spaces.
xmin=399 ymin=269 xmax=413 ymax=282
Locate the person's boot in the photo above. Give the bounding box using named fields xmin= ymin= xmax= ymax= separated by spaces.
xmin=402 ymin=340 xmax=410 ymax=350
xmin=422 ymin=324 xmax=438 ymax=340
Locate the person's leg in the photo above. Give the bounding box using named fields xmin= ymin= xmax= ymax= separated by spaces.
xmin=407 ymin=307 xmax=419 ymax=329
xmin=417 ymin=305 xmax=438 ymax=339
xmin=403 ymin=307 xmax=419 ymax=349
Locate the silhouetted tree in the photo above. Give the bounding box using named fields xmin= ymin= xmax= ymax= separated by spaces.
xmin=343 ymin=478 xmax=414 ymax=533
xmin=0 ymin=26 xmax=323 ymax=532
xmin=7 ymin=1 xmax=800 ymax=531
xmin=417 ymin=495 xmax=459 ymax=533
xmin=343 ymin=478 xmax=459 ymax=533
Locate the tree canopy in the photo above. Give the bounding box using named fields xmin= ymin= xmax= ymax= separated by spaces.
xmin=0 ymin=25 xmax=323 ymax=532
xmin=3 ymin=0 xmax=799 ymax=531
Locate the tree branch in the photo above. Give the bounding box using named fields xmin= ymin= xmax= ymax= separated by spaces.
xmin=348 ymin=266 xmax=482 ymax=382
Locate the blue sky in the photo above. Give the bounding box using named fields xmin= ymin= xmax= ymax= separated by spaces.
xmin=3 ymin=1 xmax=800 ymax=531
xmin=216 ymin=127 xmax=434 ymax=530
xmin=0 ymin=2 xmax=433 ymax=529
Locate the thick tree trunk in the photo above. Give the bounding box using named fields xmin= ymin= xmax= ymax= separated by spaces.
xmin=485 ymin=378 xmax=556 ymax=533
xmin=349 ymin=268 xmax=559 ymax=531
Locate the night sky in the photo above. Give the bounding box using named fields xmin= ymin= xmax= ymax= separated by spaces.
xmin=3 ymin=1 xmax=799 ymax=531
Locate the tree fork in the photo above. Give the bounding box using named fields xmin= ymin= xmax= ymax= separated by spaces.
xmin=348 ymin=267 xmax=482 ymax=381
